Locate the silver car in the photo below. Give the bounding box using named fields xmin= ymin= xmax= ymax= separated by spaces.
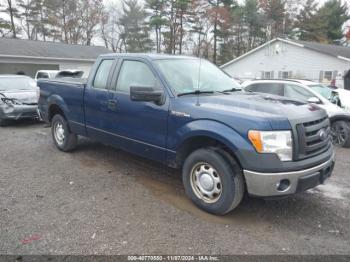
xmin=0 ymin=75 xmax=40 ymax=126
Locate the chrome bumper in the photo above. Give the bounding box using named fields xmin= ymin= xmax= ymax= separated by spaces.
xmin=243 ymin=154 xmax=335 ymax=197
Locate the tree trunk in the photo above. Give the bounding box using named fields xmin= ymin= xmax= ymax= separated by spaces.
xmin=7 ymin=0 xmax=17 ymax=38
xmin=179 ymin=11 xmax=183 ymax=54
xmin=213 ymin=12 xmax=218 ymax=64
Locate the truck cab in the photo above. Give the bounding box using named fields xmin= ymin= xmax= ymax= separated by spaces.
xmin=38 ymin=54 xmax=335 ymax=215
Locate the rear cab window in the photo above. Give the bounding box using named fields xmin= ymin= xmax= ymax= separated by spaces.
xmin=93 ymin=59 xmax=114 ymax=90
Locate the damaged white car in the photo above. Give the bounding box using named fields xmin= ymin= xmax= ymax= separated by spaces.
xmin=0 ymin=75 xmax=40 ymax=126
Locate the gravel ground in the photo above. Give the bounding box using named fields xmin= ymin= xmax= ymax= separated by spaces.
xmin=0 ymin=120 xmax=349 ymax=255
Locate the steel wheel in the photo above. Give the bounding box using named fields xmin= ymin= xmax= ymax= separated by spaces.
xmin=54 ymin=122 xmax=65 ymax=146
xmin=190 ymin=162 xmax=222 ymax=204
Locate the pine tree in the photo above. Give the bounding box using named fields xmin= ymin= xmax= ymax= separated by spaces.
xmin=145 ymin=0 xmax=167 ymax=53
xmin=259 ymin=0 xmax=288 ymax=40
xmin=295 ymin=0 xmax=326 ymax=42
xmin=207 ymin=0 xmax=235 ymax=64
xmin=119 ymin=0 xmax=153 ymax=52
xmin=1 ymin=0 xmax=21 ymax=38
xmin=244 ymin=0 xmax=264 ymax=49
xmin=318 ymin=0 xmax=349 ymax=44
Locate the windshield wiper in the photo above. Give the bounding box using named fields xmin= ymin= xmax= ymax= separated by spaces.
xmin=177 ymin=90 xmax=215 ymax=97
xmin=221 ymin=88 xmax=242 ymax=93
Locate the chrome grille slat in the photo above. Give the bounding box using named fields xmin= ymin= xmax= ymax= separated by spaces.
xmin=296 ymin=117 xmax=331 ymax=160
xmin=304 ymin=121 xmax=329 ymax=133
xmin=306 ymin=138 xmax=331 ymax=153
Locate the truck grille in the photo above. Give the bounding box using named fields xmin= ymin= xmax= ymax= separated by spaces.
xmin=296 ymin=117 xmax=331 ymax=160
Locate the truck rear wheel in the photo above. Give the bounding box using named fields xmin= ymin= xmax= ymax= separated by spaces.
xmin=51 ymin=114 xmax=77 ymax=152
xmin=182 ymin=148 xmax=244 ymax=215
xmin=331 ymin=120 xmax=350 ymax=148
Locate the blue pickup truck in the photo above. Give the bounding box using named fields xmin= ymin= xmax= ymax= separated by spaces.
xmin=38 ymin=54 xmax=335 ymax=215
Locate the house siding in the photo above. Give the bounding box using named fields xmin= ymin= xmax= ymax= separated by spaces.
xmin=222 ymin=40 xmax=350 ymax=87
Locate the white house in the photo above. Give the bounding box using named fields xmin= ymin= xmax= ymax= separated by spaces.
xmin=0 ymin=38 xmax=109 ymax=78
xmin=221 ymin=38 xmax=350 ymax=89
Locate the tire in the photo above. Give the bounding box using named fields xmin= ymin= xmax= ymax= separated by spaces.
xmin=182 ymin=148 xmax=244 ymax=215
xmin=51 ymin=114 xmax=77 ymax=152
xmin=331 ymin=120 xmax=350 ymax=148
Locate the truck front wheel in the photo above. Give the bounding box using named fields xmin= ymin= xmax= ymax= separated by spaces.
xmin=182 ymin=148 xmax=244 ymax=215
xmin=51 ymin=114 xmax=77 ymax=152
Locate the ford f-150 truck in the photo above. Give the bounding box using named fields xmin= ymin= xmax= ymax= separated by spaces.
xmin=38 ymin=54 xmax=335 ymax=215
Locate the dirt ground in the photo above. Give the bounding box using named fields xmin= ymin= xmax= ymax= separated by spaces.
xmin=0 ymin=120 xmax=349 ymax=255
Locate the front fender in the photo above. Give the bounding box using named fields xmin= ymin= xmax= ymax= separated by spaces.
xmin=168 ymin=119 xmax=254 ymax=167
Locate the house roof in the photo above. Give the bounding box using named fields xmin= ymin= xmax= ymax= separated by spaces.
xmin=221 ymin=38 xmax=350 ymax=68
xmin=0 ymin=38 xmax=110 ymax=61
xmin=294 ymin=40 xmax=350 ymax=60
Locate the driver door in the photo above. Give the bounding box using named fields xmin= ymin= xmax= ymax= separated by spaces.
xmin=107 ymin=58 xmax=170 ymax=162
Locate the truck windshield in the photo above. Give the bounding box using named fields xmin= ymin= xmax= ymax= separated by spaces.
xmin=155 ymin=59 xmax=241 ymax=95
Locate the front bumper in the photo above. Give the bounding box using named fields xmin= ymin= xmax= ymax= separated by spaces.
xmin=0 ymin=104 xmax=39 ymax=120
xmin=243 ymin=153 xmax=335 ymax=197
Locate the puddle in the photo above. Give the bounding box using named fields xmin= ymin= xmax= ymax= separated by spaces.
xmin=310 ymin=183 xmax=350 ymax=200
xmin=136 ymin=175 xmax=262 ymax=226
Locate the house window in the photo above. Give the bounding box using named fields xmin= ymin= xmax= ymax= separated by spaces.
xmin=324 ymin=71 xmax=333 ymax=81
xmin=262 ymin=71 xmax=274 ymax=79
xmin=281 ymin=71 xmax=291 ymax=79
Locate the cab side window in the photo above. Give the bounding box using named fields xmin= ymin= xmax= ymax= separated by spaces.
xmin=93 ymin=60 xmax=114 ymax=90
xmin=246 ymin=83 xmax=283 ymax=96
xmin=116 ymin=60 xmax=157 ymax=93
xmin=283 ymin=84 xmax=314 ymax=102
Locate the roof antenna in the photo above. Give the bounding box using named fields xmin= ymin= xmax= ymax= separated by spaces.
xmin=196 ymin=57 xmax=202 ymax=107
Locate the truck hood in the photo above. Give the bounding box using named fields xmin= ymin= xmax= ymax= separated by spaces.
xmin=174 ymin=92 xmax=327 ymax=132
xmin=198 ymin=92 xmax=323 ymax=120
xmin=0 ymin=90 xmax=39 ymax=105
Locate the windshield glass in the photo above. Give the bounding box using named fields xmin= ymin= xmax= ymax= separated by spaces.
xmin=0 ymin=77 xmax=37 ymax=91
xmin=308 ymin=84 xmax=333 ymax=99
xmin=155 ymin=59 xmax=241 ymax=95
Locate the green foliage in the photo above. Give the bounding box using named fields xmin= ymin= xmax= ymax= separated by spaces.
xmin=318 ymin=0 xmax=349 ymax=43
xmin=119 ymin=0 xmax=153 ymax=52
xmin=295 ymin=0 xmax=327 ymax=42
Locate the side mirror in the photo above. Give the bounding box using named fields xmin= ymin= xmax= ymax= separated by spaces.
xmin=130 ymin=86 xmax=164 ymax=105
xmin=307 ymin=97 xmax=322 ymax=104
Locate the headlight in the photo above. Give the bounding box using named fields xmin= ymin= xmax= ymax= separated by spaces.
xmin=248 ymin=130 xmax=293 ymax=161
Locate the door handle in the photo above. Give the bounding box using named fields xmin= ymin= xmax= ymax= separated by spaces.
xmin=107 ymin=99 xmax=117 ymax=110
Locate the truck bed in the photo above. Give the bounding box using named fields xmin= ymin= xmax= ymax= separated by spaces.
xmin=37 ymin=79 xmax=86 ymax=129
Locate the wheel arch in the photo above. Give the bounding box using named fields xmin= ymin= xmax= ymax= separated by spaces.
xmin=329 ymin=114 xmax=350 ymax=124
xmin=47 ymin=95 xmax=70 ymax=123
xmin=172 ymin=121 xmax=251 ymax=169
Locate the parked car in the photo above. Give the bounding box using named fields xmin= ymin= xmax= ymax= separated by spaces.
xmin=38 ymin=54 xmax=334 ymax=215
xmin=0 ymin=75 xmax=40 ymax=126
xmin=242 ymin=79 xmax=350 ymax=148
xmin=35 ymin=70 xmax=84 ymax=81
xmin=330 ymin=89 xmax=350 ymax=113
xmin=287 ymin=80 xmax=350 ymax=113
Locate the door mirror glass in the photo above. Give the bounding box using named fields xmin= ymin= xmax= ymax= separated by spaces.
xmin=307 ymin=97 xmax=322 ymax=104
xmin=130 ymin=86 xmax=164 ymax=104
